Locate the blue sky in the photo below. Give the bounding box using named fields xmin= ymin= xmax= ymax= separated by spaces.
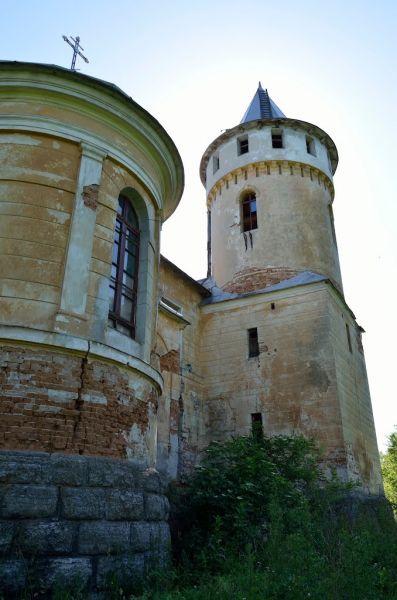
xmin=2 ymin=0 xmax=396 ymax=451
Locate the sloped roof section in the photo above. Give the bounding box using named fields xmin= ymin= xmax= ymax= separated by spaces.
xmin=241 ymin=82 xmax=285 ymax=123
xmin=199 ymin=271 xmax=327 ymax=305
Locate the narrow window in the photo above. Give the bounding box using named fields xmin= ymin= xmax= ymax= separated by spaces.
xmin=306 ymin=135 xmax=316 ymax=156
xmin=248 ymin=328 xmax=259 ymax=357
xmin=328 ymin=205 xmax=337 ymax=245
xmin=327 ymin=150 xmax=332 ymax=171
xmin=251 ymin=413 xmax=263 ymax=442
xmin=346 ymin=323 xmax=352 ymax=353
xmin=238 ymin=135 xmax=249 ymax=155
xmin=242 ymin=192 xmax=257 ymax=232
xmin=108 ymin=194 xmax=140 ymax=338
xmin=213 ymin=154 xmax=219 ymax=174
xmin=271 ymin=302 xmax=275 ymax=310
xmin=271 ymin=128 xmax=283 ymax=148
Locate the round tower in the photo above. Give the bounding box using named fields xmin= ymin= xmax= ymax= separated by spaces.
xmin=200 ymin=83 xmax=343 ymax=294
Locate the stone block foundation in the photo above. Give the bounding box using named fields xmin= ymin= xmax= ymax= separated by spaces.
xmin=0 ymin=451 xmax=170 ymax=594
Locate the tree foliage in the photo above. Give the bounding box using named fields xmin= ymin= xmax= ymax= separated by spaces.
xmin=381 ymin=429 xmax=397 ymax=510
xmin=163 ymin=433 xmax=397 ymax=600
xmin=170 ymin=434 xmax=347 ymax=557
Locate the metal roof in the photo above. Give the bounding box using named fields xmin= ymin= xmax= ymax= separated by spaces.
xmin=199 ymin=271 xmax=327 ymax=305
xmin=241 ymin=82 xmax=285 ymax=123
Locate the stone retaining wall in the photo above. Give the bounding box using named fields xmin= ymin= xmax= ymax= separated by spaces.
xmin=0 ymin=451 xmax=170 ymax=594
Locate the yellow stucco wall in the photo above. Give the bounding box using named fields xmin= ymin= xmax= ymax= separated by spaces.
xmin=0 ymin=132 xmax=78 ymax=329
xmin=209 ymin=162 xmax=342 ymax=293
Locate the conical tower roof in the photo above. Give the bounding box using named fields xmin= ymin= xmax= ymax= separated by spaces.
xmin=241 ymin=82 xmax=285 ymax=123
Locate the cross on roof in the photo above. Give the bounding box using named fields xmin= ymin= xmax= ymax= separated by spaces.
xmin=62 ymin=35 xmax=89 ymax=71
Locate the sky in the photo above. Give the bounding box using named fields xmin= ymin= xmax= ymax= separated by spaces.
xmin=2 ymin=0 xmax=396 ymax=452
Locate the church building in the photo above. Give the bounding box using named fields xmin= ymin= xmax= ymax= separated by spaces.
xmin=0 ymin=60 xmax=382 ymax=590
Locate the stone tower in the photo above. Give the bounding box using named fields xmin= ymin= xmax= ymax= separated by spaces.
xmin=201 ymin=83 xmax=342 ymax=294
xmin=198 ymin=84 xmax=382 ymax=493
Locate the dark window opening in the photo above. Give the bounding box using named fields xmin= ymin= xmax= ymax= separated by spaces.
xmin=242 ymin=192 xmax=257 ymax=232
xmin=251 ymin=413 xmax=263 ymax=442
xmin=213 ymin=155 xmax=219 ymax=174
xmin=306 ymin=135 xmax=316 ymax=156
xmin=328 ymin=205 xmax=337 ymax=245
xmin=248 ymin=328 xmax=259 ymax=357
xmin=346 ymin=323 xmax=352 ymax=353
xmin=327 ymin=150 xmax=332 ymax=171
xmin=272 ymin=129 xmax=283 ymax=149
xmin=108 ymin=194 xmax=140 ymax=338
xmin=238 ymin=135 xmax=249 ymax=155
xmin=271 ymin=302 xmax=275 ymax=310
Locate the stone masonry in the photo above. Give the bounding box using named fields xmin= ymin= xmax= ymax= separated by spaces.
xmin=0 ymin=451 xmax=170 ymax=594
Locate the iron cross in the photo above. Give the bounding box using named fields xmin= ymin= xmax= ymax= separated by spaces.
xmin=62 ymin=35 xmax=89 ymax=71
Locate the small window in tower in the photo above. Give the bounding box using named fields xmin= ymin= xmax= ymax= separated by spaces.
xmin=213 ymin=154 xmax=220 ymax=174
xmin=272 ymin=128 xmax=283 ymax=149
xmin=248 ymin=328 xmax=259 ymax=358
xmin=251 ymin=412 xmax=263 ymax=442
xmin=328 ymin=205 xmax=337 ymax=245
xmin=306 ymin=135 xmax=316 ymax=156
xmin=327 ymin=150 xmax=332 ymax=171
xmin=238 ymin=135 xmax=249 ymax=155
xmin=346 ymin=323 xmax=352 ymax=353
xmin=242 ymin=192 xmax=257 ymax=232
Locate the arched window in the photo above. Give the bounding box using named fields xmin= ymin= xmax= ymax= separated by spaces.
xmin=108 ymin=194 xmax=140 ymax=337
xmin=242 ymin=192 xmax=257 ymax=232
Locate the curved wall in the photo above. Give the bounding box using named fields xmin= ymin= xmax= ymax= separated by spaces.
xmin=0 ymin=62 xmax=184 ymax=464
xmin=201 ymin=121 xmax=342 ymax=293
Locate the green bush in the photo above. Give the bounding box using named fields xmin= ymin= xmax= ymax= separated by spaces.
xmin=170 ymin=434 xmax=347 ymax=559
xmin=161 ymin=434 xmax=397 ymax=600
xmin=381 ymin=428 xmax=397 ymax=512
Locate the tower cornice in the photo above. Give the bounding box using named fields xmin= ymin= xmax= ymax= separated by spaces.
xmin=200 ymin=117 xmax=338 ymax=186
xmin=206 ymin=159 xmax=335 ymax=208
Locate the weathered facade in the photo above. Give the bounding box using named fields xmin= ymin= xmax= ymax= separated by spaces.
xmin=0 ymin=66 xmax=381 ymax=591
xmin=0 ymin=62 xmax=182 ymax=592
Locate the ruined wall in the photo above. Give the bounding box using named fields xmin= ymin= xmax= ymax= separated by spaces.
xmin=200 ymin=284 xmax=345 ymax=472
xmin=199 ymin=280 xmax=381 ymax=491
xmin=327 ymin=290 xmax=383 ymax=493
xmin=0 ymin=62 xmax=184 ymax=590
xmin=155 ymin=260 xmax=206 ymax=480
xmin=0 ymin=451 xmax=170 ymax=595
xmin=0 ymin=345 xmax=158 ymax=462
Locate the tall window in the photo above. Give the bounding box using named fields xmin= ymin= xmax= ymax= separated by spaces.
xmin=248 ymin=328 xmax=259 ymax=357
xmin=306 ymin=135 xmax=316 ymax=156
xmin=108 ymin=194 xmax=140 ymax=337
xmin=242 ymin=192 xmax=257 ymax=231
xmin=238 ymin=135 xmax=249 ymax=155
xmin=271 ymin=128 xmax=283 ymax=148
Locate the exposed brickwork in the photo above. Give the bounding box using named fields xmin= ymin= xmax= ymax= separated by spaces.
xmin=82 ymin=183 xmax=99 ymax=210
xmin=0 ymin=345 xmax=156 ymax=458
xmin=160 ymin=349 xmax=180 ymax=374
xmin=222 ymin=266 xmax=299 ymax=293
